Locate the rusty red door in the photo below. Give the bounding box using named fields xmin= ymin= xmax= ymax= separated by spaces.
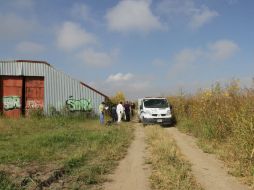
xmin=0 ymin=77 xmax=3 ymax=114
xmin=2 ymin=76 xmax=23 ymax=118
xmin=25 ymin=77 xmax=44 ymax=115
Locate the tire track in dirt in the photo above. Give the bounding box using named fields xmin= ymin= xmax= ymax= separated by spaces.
xmin=104 ymin=123 xmax=151 ymax=190
xmin=166 ymin=127 xmax=250 ymax=190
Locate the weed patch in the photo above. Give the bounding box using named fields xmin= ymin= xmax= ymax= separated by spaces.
xmin=145 ymin=126 xmax=203 ymax=190
xmin=0 ymin=171 xmax=20 ymax=190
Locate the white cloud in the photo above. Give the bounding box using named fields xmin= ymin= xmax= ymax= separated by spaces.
xmin=71 ymin=3 xmax=95 ymax=24
xmin=16 ymin=41 xmax=45 ymax=55
xmin=106 ymin=73 xmax=134 ymax=83
xmin=152 ymin=58 xmax=166 ymax=66
xmin=174 ymin=49 xmax=202 ymax=65
xmin=77 ymin=48 xmax=119 ymax=67
xmin=173 ymin=39 xmax=239 ymax=65
xmin=168 ymin=39 xmax=239 ymax=77
xmin=156 ymin=0 xmax=194 ymax=16
xmin=130 ymin=80 xmax=151 ymax=92
xmin=168 ymin=49 xmax=199 ymax=77
xmin=106 ymin=0 xmax=163 ymax=33
xmin=57 ymin=21 xmax=97 ymax=51
xmin=190 ymin=6 xmax=219 ymax=29
xmin=156 ymin=0 xmax=218 ymax=29
xmin=0 ymin=13 xmax=37 ymax=40
xmin=71 ymin=3 xmax=90 ymax=20
xmin=208 ymin=40 xmax=239 ymax=61
xmin=93 ymin=73 xmax=158 ymax=99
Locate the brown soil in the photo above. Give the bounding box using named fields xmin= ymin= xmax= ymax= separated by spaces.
xmin=0 ymin=163 xmax=63 ymax=189
xmin=103 ymin=123 xmax=151 ymax=190
xmin=166 ymin=127 xmax=250 ymax=190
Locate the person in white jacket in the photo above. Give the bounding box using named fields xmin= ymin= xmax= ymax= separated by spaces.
xmin=116 ymin=102 xmax=124 ymax=123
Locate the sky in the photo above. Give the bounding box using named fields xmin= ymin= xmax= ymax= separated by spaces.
xmin=0 ymin=0 xmax=254 ymax=99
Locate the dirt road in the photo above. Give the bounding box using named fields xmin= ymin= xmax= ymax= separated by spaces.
xmin=166 ymin=127 xmax=250 ymax=190
xmin=104 ymin=123 xmax=151 ymax=190
xmin=103 ymin=123 xmax=249 ymax=190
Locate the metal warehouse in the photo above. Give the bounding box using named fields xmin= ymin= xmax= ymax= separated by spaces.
xmin=0 ymin=60 xmax=108 ymax=118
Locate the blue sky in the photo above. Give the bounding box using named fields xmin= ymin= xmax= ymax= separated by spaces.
xmin=0 ymin=0 xmax=253 ymax=99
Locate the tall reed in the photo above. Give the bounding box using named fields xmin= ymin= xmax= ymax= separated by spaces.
xmin=168 ymin=80 xmax=254 ymax=185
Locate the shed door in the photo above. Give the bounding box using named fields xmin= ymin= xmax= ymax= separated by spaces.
xmin=25 ymin=77 xmax=44 ymax=114
xmin=0 ymin=77 xmax=2 ymax=113
xmin=1 ymin=76 xmax=23 ymax=118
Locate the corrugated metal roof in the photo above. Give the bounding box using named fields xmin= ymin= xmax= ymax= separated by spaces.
xmin=80 ymin=82 xmax=108 ymax=99
xmin=0 ymin=60 xmax=107 ymax=98
xmin=16 ymin=60 xmax=52 ymax=66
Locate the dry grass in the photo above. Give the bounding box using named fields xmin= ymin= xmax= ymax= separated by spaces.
xmin=168 ymin=80 xmax=254 ymax=187
xmin=145 ymin=126 xmax=203 ymax=190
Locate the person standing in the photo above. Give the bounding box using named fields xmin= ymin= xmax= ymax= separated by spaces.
xmin=124 ymin=101 xmax=131 ymax=121
xmin=131 ymin=102 xmax=135 ymax=116
xmin=116 ymin=101 xmax=124 ymax=123
xmin=111 ymin=104 xmax=118 ymax=122
xmin=99 ymin=102 xmax=105 ymax=124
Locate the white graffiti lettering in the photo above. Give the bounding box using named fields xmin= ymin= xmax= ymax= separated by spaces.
xmin=26 ymin=100 xmax=43 ymax=109
xmin=3 ymin=96 xmax=21 ymax=111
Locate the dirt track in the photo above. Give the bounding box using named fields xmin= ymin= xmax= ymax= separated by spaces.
xmin=103 ymin=124 xmax=250 ymax=190
xmin=166 ymin=127 xmax=250 ymax=190
xmin=104 ymin=123 xmax=151 ymax=190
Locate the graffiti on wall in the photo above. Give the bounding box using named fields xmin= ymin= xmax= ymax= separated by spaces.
xmin=3 ymin=96 xmax=21 ymax=111
xmin=26 ymin=100 xmax=43 ymax=109
xmin=66 ymin=96 xmax=93 ymax=111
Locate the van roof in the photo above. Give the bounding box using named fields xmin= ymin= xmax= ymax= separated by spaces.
xmin=142 ymin=97 xmax=167 ymax=100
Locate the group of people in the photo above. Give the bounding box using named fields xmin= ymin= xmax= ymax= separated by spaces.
xmin=99 ymin=101 xmax=135 ymax=125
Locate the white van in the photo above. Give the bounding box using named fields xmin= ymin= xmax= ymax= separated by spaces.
xmin=138 ymin=97 xmax=172 ymax=125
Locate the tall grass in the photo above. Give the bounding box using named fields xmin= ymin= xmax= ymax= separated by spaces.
xmin=145 ymin=126 xmax=203 ymax=190
xmin=168 ymin=80 xmax=254 ymax=186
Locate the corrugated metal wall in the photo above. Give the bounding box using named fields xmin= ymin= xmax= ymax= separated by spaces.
xmin=0 ymin=61 xmax=106 ymax=115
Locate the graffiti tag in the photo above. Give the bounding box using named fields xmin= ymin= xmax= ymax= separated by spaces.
xmin=3 ymin=96 xmax=21 ymax=111
xmin=26 ymin=100 xmax=43 ymax=109
xmin=66 ymin=96 xmax=92 ymax=111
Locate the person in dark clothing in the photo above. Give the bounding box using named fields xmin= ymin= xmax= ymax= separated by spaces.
xmin=124 ymin=101 xmax=131 ymax=122
xmin=111 ymin=104 xmax=118 ymax=122
xmin=131 ymin=102 xmax=135 ymax=116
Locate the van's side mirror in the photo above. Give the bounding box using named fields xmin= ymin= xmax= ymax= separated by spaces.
xmin=140 ymin=105 xmax=143 ymax=110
